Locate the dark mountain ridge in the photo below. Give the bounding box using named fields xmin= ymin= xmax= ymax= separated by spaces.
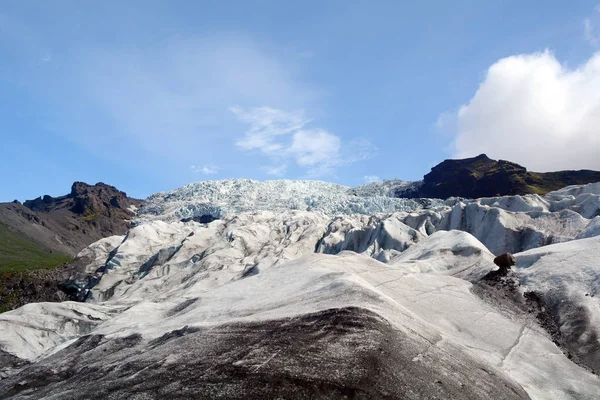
xmin=0 ymin=182 xmax=142 ymax=311
xmin=0 ymin=182 xmax=142 ymax=267
xmin=402 ymin=154 xmax=600 ymax=199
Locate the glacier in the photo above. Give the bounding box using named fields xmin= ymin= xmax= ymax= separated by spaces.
xmin=1 ymin=179 xmax=600 ymax=399
xmin=137 ymin=179 xmax=448 ymax=222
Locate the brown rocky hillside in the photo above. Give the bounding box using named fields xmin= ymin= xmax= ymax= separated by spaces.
xmin=402 ymin=154 xmax=600 ymax=199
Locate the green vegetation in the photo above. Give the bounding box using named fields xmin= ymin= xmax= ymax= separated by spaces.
xmin=81 ymin=206 xmax=101 ymax=221
xmin=83 ymin=212 xmax=100 ymax=221
xmin=0 ymin=285 xmax=18 ymax=313
xmin=0 ymin=222 xmax=71 ymax=273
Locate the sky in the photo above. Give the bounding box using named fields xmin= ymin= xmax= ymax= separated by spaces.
xmin=1 ymin=1 xmax=600 ymax=201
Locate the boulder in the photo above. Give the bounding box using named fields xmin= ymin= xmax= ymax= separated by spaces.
xmin=494 ymin=253 xmax=515 ymax=270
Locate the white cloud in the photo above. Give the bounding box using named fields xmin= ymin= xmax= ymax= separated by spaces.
xmin=585 ymin=19 xmax=596 ymax=46
xmin=191 ymin=164 xmax=219 ymax=175
xmin=290 ymin=129 xmax=341 ymax=167
xmin=261 ymin=164 xmax=287 ymax=176
xmin=232 ymin=106 xmax=309 ymax=154
xmin=364 ymin=175 xmax=381 ymax=183
xmin=58 ymin=34 xmax=320 ymax=172
xmin=443 ymin=50 xmax=600 ymax=172
xmin=2 ymin=19 xmax=364 ymax=179
xmin=585 ymin=6 xmax=600 ymax=46
xmin=435 ymin=111 xmax=457 ymax=136
xmin=232 ymin=106 xmax=376 ymax=177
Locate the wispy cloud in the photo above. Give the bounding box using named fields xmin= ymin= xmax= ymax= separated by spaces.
xmin=190 ymin=164 xmax=219 ymax=175
xmin=364 ymin=175 xmax=381 ymax=183
xmin=37 ymin=34 xmax=321 ymax=176
xmin=290 ymin=129 xmax=341 ymax=167
xmin=261 ymin=164 xmax=287 ymax=176
xmin=232 ymin=106 xmax=376 ymax=177
xmin=584 ymin=5 xmax=600 ymax=46
xmin=434 ymin=110 xmax=457 ymax=136
xmin=232 ymin=106 xmax=309 ymax=154
xmin=1 ymin=9 xmax=363 ymax=182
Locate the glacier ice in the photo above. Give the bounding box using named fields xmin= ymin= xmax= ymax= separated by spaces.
xmin=137 ymin=179 xmax=448 ymax=223
xmin=1 ymin=179 xmax=600 ymax=399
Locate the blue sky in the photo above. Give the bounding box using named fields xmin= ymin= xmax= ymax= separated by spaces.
xmin=2 ymin=1 xmax=600 ymax=201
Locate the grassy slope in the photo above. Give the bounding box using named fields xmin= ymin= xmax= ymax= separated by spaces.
xmin=0 ymin=222 xmax=71 ymax=273
xmin=461 ymin=159 xmax=600 ymax=196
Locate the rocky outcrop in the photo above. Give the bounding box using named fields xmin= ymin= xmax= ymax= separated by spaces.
xmin=21 ymin=182 xmax=142 ymax=251
xmin=0 ymin=182 xmax=142 ymax=260
xmin=0 ymin=236 xmax=125 ymax=312
xmin=0 ymin=182 xmax=140 ymax=312
xmin=402 ymin=154 xmax=600 ymax=199
xmin=494 ymin=253 xmax=515 ymax=269
xmin=0 ymin=265 xmax=77 ymax=312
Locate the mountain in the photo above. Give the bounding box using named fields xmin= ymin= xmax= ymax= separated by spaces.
xmin=398 ymin=154 xmax=600 ymax=199
xmin=0 ymin=182 xmax=142 ymax=272
xmin=1 ymin=179 xmax=600 ymax=398
xmin=0 ymin=182 xmax=142 ymax=312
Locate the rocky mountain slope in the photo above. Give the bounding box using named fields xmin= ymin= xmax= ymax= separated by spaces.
xmin=1 ymin=178 xmax=600 ymax=398
xmin=397 ymin=154 xmax=600 ymax=199
xmin=0 ymin=182 xmax=142 ymax=269
xmin=0 ymin=182 xmax=142 ymax=312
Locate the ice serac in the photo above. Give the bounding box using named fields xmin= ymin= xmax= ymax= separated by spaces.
xmin=545 ymin=182 xmax=600 ymax=218
xmin=138 ymin=179 xmax=447 ymax=223
xmin=316 ymin=213 xmax=424 ymax=262
xmin=437 ymin=200 xmax=590 ymax=255
xmin=2 ymin=179 xmax=600 ymax=399
xmin=0 ymin=302 xmax=118 ymax=365
xmin=138 ymin=179 xmax=600 ymax=255
xmin=88 ymin=211 xmax=331 ymax=303
xmin=515 ymin=236 xmax=600 ymax=374
xmin=577 ymin=216 xmax=600 ymax=239
xmin=389 ymin=230 xmax=496 ymax=281
xmin=351 ymin=179 xmax=423 ymax=197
